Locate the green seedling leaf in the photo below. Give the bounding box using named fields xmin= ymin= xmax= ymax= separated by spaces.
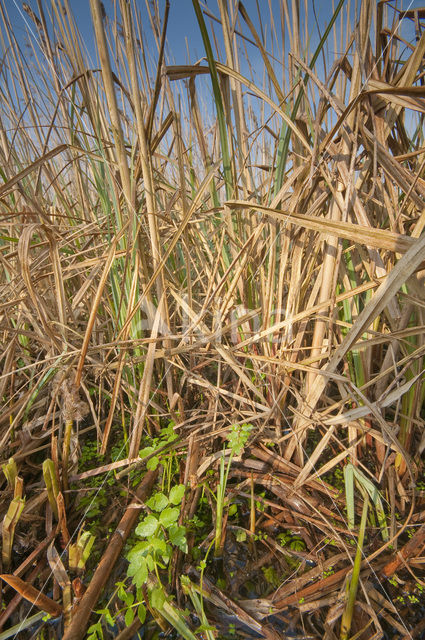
xmin=159 ymin=507 xmax=180 ymax=528
xmin=139 ymin=447 xmax=160 ymax=470
xmin=125 ymin=607 xmax=135 ymax=626
xmin=95 ymin=608 xmax=115 ymax=627
xmin=136 ymin=515 xmax=159 ymax=537
xmin=290 ymin=537 xmax=306 ymax=551
xmin=117 ymin=584 xmax=134 ymax=607
xmin=127 ymin=551 xmax=147 ymax=574
xmin=169 ymin=525 xmax=188 ymax=552
xmin=139 ymin=446 xmax=154 ymax=458
xmin=179 ymin=577 xmax=215 ymax=640
xmin=78 ymin=531 xmax=96 ymax=568
xmin=146 ymin=553 xmax=155 ymax=572
xmin=128 ymin=540 xmax=150 ymax=557
xmin=147 ymin=492 xmax=169 ymax=511
xmin=181 ymin=575 xmax=190 ymax=590
xmin=127 ymin=554 xmax=148 ymax=587
xmin=169 ymin=484 xmax=185 ymax=505
xmin=147 ymin=456 xmax=160 ymax=471
xmin=87 ymin=621 xmax=103 ymax=640
xmin=227 ymin=424 xmax=254 ymax=456
xmin=227 ymin=423 xmax=254 ymax=455
xmin=150 ymin=585 xmax=166 ymax=609
xmin=262 ymin=565 xmax=280 ymax=587
xmin=138 ymin=603 xmax=146 ymax=623
xmin=352 ymin=467 xmax=388 ymax=542
xmin=150 ymin=537 xmax=168 ymax=555
xmin=214 ymin=423 xmax=253 ymax=557
xmin=236 ymin=529 xmax=247 ymax=542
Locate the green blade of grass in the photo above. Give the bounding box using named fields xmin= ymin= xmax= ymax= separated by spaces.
xmin=192 ymin=0 xmax=233 ymax=200
xmin=344 ymin=463 xmax=355 ymax=531
xmin=345 ymin=463 xmax=388 ymax=542
xmin=340 ymin=495 xmax=369 ymax=640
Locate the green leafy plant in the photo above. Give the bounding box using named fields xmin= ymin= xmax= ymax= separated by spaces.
xmin=289 ymin=536 xmax=306 ymax=551
xmin=127 ymin=484 xmax=187 ymax=588
xmin=85 ymin=583 xmax=147 ymax=640
xmin=116 ymin=581 xmax=146 ymax=628
xmin=278 ymin=531 xmax=306 ymax=552
xmin=214 ymin=423 xmax=253 ymax=556
xmin=139 ymin=421 xmax=179 ymax=482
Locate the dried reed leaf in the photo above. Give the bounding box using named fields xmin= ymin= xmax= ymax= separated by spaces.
xmin=226 ymin=200 xmax=415 ymax=253
xmin=0 ymin=574 xmax=62 ymax=618
xmin=0 ymin=145 xmax=67 ymax=197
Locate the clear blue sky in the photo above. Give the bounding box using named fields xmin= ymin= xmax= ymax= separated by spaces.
xmin=7 ymin=0 xmax=423 ymax=81
xmin=4 ymin=0 xmax=424 ymax=130
xmin=7 ymin=0 xmax=207 ymax=66
xmin=6 ymin=1 xmax=424 ymax=78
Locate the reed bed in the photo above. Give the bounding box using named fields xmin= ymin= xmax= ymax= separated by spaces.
xmin=0 ymin=1 xmax=425 ymax=638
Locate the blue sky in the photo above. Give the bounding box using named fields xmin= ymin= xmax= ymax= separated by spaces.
xmin=4 ymin=0 xmax=424 ymax=142
xmin=6 ymin=1 xmax=424 ymax=80
xmin=7 ymin=0 xmax=207 ymax=67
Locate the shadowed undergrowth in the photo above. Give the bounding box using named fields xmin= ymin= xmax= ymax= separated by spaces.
xmin=1 ymin=1 xmax=425 ymax=639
